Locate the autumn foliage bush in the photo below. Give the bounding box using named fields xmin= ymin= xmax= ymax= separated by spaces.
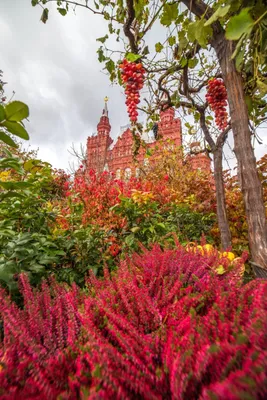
xmin=1 ymin=246 xmax=266 ymax=399
xmin=72 ymin=168 xmax=173 ymax=228
xmin=143 ymin=145 xmax=267 ymax=252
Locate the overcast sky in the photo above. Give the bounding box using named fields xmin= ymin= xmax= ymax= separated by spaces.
xmin=1 ymin=0 xmax=267 ymax=172
xmin=1 ymin=0 xmax=130 ymax=170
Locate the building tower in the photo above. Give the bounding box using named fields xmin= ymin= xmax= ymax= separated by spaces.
xmin=157 ymin=96 xmax=182 ymax=146
xmin=86 ymin=97 xmax=113 ymax=173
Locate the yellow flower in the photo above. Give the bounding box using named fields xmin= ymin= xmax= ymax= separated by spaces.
xmin=0 ymin=170 xmax=12 ymax=182
xmin=196 ymin=245 xmax=204 ymax=255
xmin=202 ymin=244 xmax=214 ymax=254
xmin=221 ymin=251 xmax=235 ymax=262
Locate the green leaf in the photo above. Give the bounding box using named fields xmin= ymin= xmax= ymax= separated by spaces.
xmin=105 ymin=59 xmax=115 ymax=75
xmin=188 ymin=20 xmax=212 ymax=48
xmin=130 ymin=226 xmax=140 ymax=233
xmin=97 ymin=35 xmax=109 ymax=44
xmin=231 ymin=34 xmax=246 ymax=62
xmin=28 ymin=264 xmax=45 ymax=273
xmin=142 ymin=46 xmax=150 ymax=56
xmin=108 ymin=23 xmax=114 ymax=34
xmin=257 ymin=79 xmax=267 ymax=96
xmin=0 ymin=266 xmax=15 ymax=285
xmin=0 ymin=105 xmax=5 ymax=122
xmin=57 ymin=8 xmax=67 ymax=16
xmin=0 ymin=157 xmax=23 ymax=172
xmin=40 ymin=8 xmax=49 ymax=24
xmin=23 ymin=159 xmax=42 ymax=171
xmin=97 ymin=47 xmax=106 ymax=63
xmin=235 ymin=47 xmax=245 ymax=71
xmin=185 ymin=122 xmax=192 ymax=129
xmin=0 ymin=191 xmax=25 ymax=200
xmin=0 ymin=131 xmax=18 ymax=148
xmin=168 ymin=36 xmax=176 ymax=46
xmin=125 ymin=53 xmax=142 ymax=62
xmin=196 ymin=21 xmax=212 ymax=48
xmin=134 ymin=0 xmax=146 ymax=18
xmin=0 ymin=181 xmax=33 ymax=190
xmin=178 ymin=31 xmax=188 ymax=54
xmin=187 ymin=21 xmax=197 ymax=42
xmin=2 ymin=121 xmax=29 ymax=140
xmin=245 ymin=95 xmax=253 ymax=113
xmin=103 ymin=11 xmax=110 ymax=20
xmin=155 ymin=42 xmax=164 ymax=52
xmin=160 ymin=3 xmax=178 ymax=26
xmin=31 ymin=0 xmax=39 ymax=6
xmin=180 ymin=57 xmax=188 ymax=68
xmin=188 ymin=58 xmax=198 ymax=68
xmin=5 ymin=101 xmax=29 ymax=122
xmin=225 ymin=8 xmax=253 ymax=41
xmin=204 ymin=5 xmax=231 ymax=26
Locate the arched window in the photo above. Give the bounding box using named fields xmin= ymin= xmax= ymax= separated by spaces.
xmin=125 ymin=168 xmax=131 ymax=180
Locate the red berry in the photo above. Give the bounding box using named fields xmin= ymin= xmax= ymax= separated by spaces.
xmin=206 ymin=78 xmax=228 ymax=131
xmin=119 ymin=59 xmax=145 ymax=123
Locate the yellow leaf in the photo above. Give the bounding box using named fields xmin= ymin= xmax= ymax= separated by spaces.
xmin=216 ymin=265 xmax=226 ymax=275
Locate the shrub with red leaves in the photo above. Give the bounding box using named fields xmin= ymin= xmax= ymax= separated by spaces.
xmin=72 ymin=169 xmax=172 ymax=228
xmin=0 ymin=246 xmax=266 ymax=399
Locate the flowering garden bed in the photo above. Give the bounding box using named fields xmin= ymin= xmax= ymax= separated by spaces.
xmin=0 ymin=245 xmax=266 ymax=399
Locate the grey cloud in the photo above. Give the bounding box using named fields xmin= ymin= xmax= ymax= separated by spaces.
xmin=1 ymin=0 xmax=128 ymax=169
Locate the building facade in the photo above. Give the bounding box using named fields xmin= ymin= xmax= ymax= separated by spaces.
xmin=86 ymin=99 xmax=211 ymax=178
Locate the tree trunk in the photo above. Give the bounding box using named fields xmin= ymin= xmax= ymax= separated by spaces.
xmin=213 ymin=36 xmax=267 ymax=268
xmin=213 ymin=148 xmax=232 ymax=249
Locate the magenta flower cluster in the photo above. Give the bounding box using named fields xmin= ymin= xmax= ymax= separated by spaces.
xmin=0 ymin=245 xmax=266 ymax=399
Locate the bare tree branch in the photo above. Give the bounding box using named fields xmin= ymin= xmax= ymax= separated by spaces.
xmin=43 ymin=0 xmax=108 ymax=17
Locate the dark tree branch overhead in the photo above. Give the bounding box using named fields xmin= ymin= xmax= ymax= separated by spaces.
xmin=181 ymin=0 xmax=224 ymax=36
xmin=181 ymin=0 xmax=213 ymax=20
xmin=123 ymin=0 xmax=139 ymax=54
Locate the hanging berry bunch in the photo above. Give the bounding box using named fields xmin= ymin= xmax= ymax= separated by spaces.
xmin=206 ymin=78 xmax=228 ymax=131
xmin=119 ymin=59 xmax=145 ymax=123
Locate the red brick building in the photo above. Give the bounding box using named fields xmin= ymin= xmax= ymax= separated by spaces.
xmin=86 ymin=99 xmax=211 ymax=178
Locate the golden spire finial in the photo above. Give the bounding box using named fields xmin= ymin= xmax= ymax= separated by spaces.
xmin=104 ymin=96 xmax=109 ymax=103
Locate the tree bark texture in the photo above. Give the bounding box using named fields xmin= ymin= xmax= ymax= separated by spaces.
xmin=213 ymin=149 xmax=232 ymax=249
xmin=213 ymin=36 xmax=267 ymax=268
xmin=198 ymin=111 xmax=232 ymax=250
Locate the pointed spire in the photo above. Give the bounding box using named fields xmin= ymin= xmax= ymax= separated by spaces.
xmin=97 ymin=97 xmax=111 ymax=136
xmin=103 ymin=96 xmax=109 ymax=116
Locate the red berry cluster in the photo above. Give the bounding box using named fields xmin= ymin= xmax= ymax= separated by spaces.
xmin=206 ymin=78 xmax=228 ymax=131
xmin=119 ymin=59 xmax=145 ymax=123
